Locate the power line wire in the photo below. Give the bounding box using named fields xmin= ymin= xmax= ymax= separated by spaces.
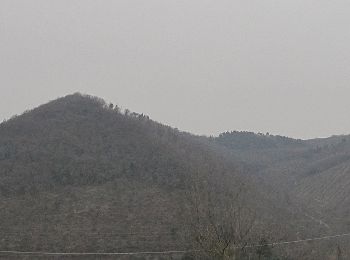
xmin=0 ymin=249 xmax=192 ymax=256
xmin=248 ymin=232 xmax=350 ymax=248
xmin=1 ymin=232 xmax=350 ymax=256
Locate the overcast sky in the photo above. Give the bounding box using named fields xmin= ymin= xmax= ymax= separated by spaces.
xmin=1 ymin=0 xmax=350 ymax=139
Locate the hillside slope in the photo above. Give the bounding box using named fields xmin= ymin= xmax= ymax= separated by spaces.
xmin=216 ymin=131 xmax=350 ymax=237
xmin=0 ymin=94 xmax=339 ymax=259
xmin=0 ymin=94 xmax=229 ymax=254
xmin=0 ymin=94 xmax=300 ymax=258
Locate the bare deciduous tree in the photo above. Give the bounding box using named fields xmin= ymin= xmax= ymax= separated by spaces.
xmin=186 ymin=175 xmax=258 ymax=260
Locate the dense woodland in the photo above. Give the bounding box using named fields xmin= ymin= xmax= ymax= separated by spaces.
xmin=0 ymin=93 xmax=350 ymax=259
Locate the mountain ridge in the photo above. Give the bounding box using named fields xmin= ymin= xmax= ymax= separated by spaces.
xmin=1 ymin=93 xmax=349 ymax=259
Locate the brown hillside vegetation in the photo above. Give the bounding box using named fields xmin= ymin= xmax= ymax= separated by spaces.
xmin=0 ymin=94 xmax=348 ymax=259
xmin=216 ymin=131 xmax=350 ymax=258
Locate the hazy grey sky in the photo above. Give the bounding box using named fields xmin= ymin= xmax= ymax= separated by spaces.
xmin=1 ymin=0 xmax=350 ymax=139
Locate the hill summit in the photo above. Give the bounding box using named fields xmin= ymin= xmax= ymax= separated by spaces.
xmin=0 ymin=93 xmax=251 ymax=255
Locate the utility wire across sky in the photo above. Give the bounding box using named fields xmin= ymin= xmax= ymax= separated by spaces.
xmin=1 ymin=232 xmax=350 ymax=256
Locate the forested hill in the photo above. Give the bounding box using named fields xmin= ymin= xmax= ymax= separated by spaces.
xmin=0 ymin=93 xmax=345 ymax=259
xmin=0 ymin=93 xmax=259 ymax=256
xmin=216 ymin=129 xmax=350 ymax=257
xmin=216 ymin=131 xmax=304 ymax=150
xmin=0 ymin=93 xmax=223 ymax=195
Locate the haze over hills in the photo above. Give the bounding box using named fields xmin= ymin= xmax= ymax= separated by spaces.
xmin=0 ymin=93 xmax=350 ymax=259
xmin=216 ymin=131 xmax=350 ymax=236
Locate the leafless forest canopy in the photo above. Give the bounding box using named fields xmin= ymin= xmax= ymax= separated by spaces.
xmin=1 ymin=93 xmax=350 ymax=259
